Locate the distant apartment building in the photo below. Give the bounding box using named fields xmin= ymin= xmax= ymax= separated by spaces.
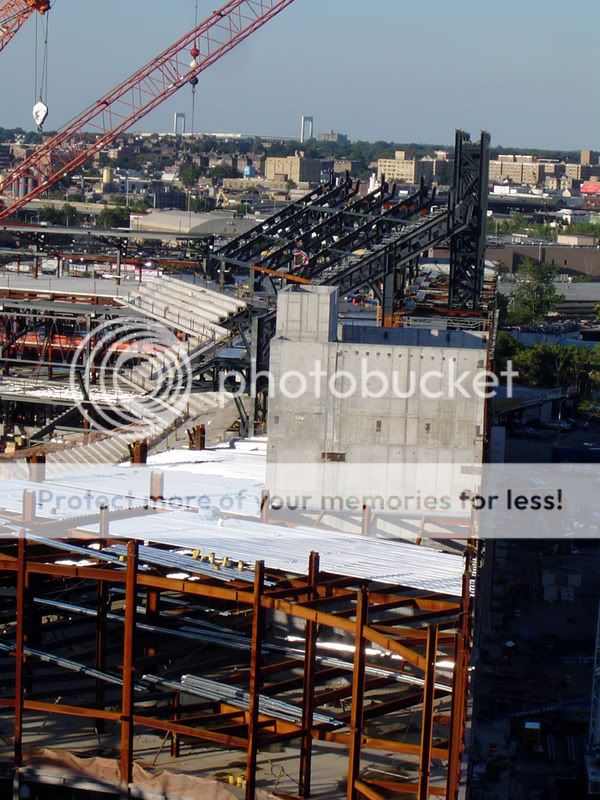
xmin=0 ymin=144 xmax=12 ymax=171
xmin=208 ymin=154 xmax=240 ymax=173
xmin=247 ymin=152 xmax=267 ymax=175
xmin=564 ymin=163 xmax=595 ymax=181
xmin=488 ymin=154 xmax=543 ymax=187
xmin=318 ymin=131 xmax=349 ymax=145
xmin=265 ymin=152 xmax=321 ymax=184
xmin=581 ymin=149 xmax=594 ymax=166
xmin=376 ymin=151 xmax=434 ymax=184
xmin=431 ymin=151 xmax=454 ymax=182
xmin=332 ymin=158 xmax=360 ymax=174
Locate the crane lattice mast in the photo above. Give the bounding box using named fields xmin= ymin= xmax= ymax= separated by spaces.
xmin=0 ymin=0 xmax=48 ymax=54
xmin=0 ymin=0 xmax=295 ymax=221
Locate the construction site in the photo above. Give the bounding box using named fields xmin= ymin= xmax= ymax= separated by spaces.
xmin=0 ymin=2 xmax=502 ymax=799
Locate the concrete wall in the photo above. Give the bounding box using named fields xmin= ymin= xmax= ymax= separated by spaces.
xmin=266 ymin=286 xmax=489 ymax=512
xmin=487 ymin=244 xmax=600 ymax=277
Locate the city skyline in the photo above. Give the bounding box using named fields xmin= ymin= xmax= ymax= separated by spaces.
xmin=1 ymin=0 xmax=599 ymax=150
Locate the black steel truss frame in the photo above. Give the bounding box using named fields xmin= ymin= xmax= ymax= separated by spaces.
xmin=209 ymin=173 xmax=358 ymax=274
xmin=448 ymin=130 xmax=490 ymax=310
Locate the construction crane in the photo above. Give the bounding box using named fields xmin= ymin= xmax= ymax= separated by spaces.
xmin=0 ymin=0 xmax=49 ymax=54
xmin=0 ymin=0 xmax=295 ymax=221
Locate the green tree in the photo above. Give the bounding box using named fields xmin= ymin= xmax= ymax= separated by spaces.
xmin=128 ymin=198 xmax=150 ymax=213
xmin=96 ymin=204 xmax=130 ymax=228
xmin=513 ymin=344 xmax=595 ymax=393
xmin=179 ymin=162 xmax=202 ymax=188
xmin=38 ymin=205 xmax=64 ymax=225
xmin=507 ymin=260 xmax=564 ymax=324
xmin=211 ymin=164 xmax=240 ymax=180
xmin=61 ymin=203 xmax=79 ymax=226
xmin=494 ymin=331 xmax=523 ymax=376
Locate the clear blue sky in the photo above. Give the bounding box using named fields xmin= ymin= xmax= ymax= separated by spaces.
xmin=1 ymin=0 xmax=597 ymax=149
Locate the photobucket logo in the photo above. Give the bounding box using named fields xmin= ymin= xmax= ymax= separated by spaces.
xmin=218 ymin=358 xmax=518 ymax=404
xmin=69 ymin=319 xmax=192 ymax=432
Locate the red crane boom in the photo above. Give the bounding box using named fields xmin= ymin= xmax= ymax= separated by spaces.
xmin=0 ymin=0 xmax=295 ymax=221
xmin=0 ymin=0 xmax=49 ymax=54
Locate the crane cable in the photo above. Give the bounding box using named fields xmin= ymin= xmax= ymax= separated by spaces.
xmin=33 ymin=3 xmax=51 ymax=131
xmin=187 ymin=0 xmax=199 ymax=221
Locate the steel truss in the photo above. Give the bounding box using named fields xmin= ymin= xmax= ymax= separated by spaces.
xmin=0 ymin=486 xmax=477 ymax=800
xmin=0 ymin=0 xmax=48 ymax=55
xmin=212 ymin=179 xmax=431 ymax=295
xmin=212 ymin=173 xmax=359 ymax=271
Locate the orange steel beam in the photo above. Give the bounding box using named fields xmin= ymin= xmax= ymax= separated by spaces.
xmin=55 ymin=251 xmax=202 ymax=269
xmin=24 ymin=699 xmax=120 ymax=721
xmin=355 ymin=781 xmax=385 ymax=800
xmin=251 ymin=263 xmax=312 ymax=285
xmin=364 ymin=779 xmax=446 ymax=797
xmin=20 ymin=701 xmax=250 ymax=749
xmin=1 ymin=555 xmax=435 ymax=673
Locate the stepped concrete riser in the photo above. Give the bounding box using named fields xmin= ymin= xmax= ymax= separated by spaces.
xmin=160 ymin=275 xmax=245 ymax=315
xmin=128 ymin=298 xmax=227 ymax=341
xmin=136 ymin=291 xmax=225 ymax=326
xmin=143 ymin=282 xmax=229 ymax=323
xmin=130 ymin=281 xmax=230 ymax=324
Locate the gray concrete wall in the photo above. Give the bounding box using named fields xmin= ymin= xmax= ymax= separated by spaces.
xmin=266 ymin=287 xmax=489 ymax=511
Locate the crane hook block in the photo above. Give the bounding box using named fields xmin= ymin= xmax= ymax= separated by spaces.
xmin=33 ymin=101 xmax=49 ymax=132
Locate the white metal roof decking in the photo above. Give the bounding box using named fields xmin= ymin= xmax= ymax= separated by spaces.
xmin=0 ymin=438 xmax=464 ymax=595
xmin=78 ymin=511 xmax=464 ymax=597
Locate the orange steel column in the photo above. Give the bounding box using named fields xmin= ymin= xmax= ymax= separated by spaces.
xmin=446 ymin=544 xmax=475 ymax=800
xmin=120 ymin=540 xmax=139 ymax=790
xmin=346 ymin=587 xmax=368 ymax=800
xmin=299 ymin=551 xmax=320 ymax=798
xmin=13 ymin=536 xmax=26 ymax=771
xmin=246 ymin=560 xmax=265 ymax=800
xmin=418 ymin=625 xmax=440 ymax=800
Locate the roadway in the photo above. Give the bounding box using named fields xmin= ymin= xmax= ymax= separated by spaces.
xmin=0 ymin=220 xmax=211 ymax=242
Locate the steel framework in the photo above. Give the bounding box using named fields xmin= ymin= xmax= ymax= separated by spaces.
xmin=0 ymin=0 xmax=48 ymax=54
xmin=0 ymin=482 xmax=477 ymax=800
xmin=448 ymin=130 xmax=490 ymax=310
xmin=229 ymin=132 xmax=491 ymax=429
xmin=0 ymin=0 xmax=296 ymax=220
